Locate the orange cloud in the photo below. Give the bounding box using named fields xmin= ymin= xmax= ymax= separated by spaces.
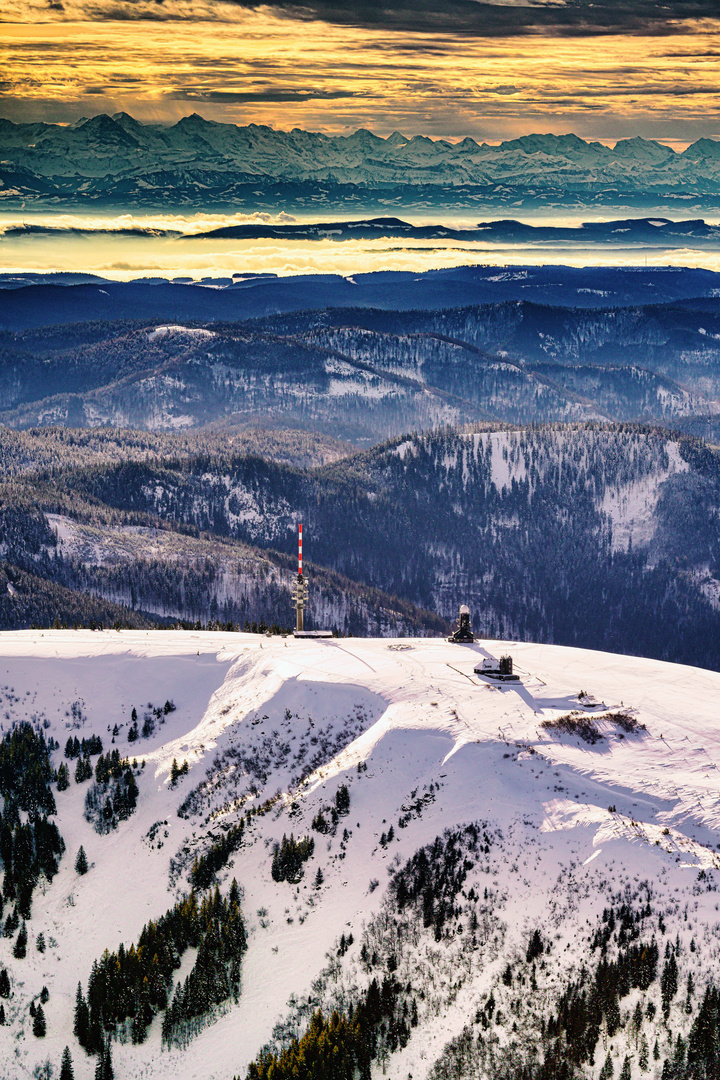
xmin=1 ymin=13 xmax=720 ymax=143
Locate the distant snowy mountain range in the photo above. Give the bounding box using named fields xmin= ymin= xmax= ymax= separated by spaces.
xmin=3 ymin=113 xmax=720 ymax=209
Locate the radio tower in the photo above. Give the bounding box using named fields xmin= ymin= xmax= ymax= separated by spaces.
xmin=292 ymin=522 xmax=331 ymax=638
xmin=295 ymin=523 xmax=305 ymax=633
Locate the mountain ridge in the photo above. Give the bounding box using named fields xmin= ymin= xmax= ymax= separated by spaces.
xmin=4 ymin=113 xmax=720 ymax=210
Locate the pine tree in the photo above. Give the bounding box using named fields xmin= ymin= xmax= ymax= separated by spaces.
xmin=102 ymin=1038 xmax=114 ymax=1080
xmin=73 ymin=982 xmax=90 ymax=1047
xmin=639 ymin=1034 xmax=649 ymax=1070
xmin=606 ymin=988 xmax=621 ymax=1037
xmin=33 ymin=1003 xmax=47 ymax=1036
xmin=75 ymin=756 xmax=91 ymax=783
xmin=0 ymin=968 xmax=10 ymax=997
xmin=59 ymin=1046 xmax=74 ymax=1080
xmin=36 ymin=931 xmax=46 ymax=953
xmin=0 ymin=1003 xmax=4 ymax=1024
xmin=75 ymin=846 xmax=88 ymax=875
xmin=170 ymin=758 xmax=180 ymax=787
xmin=662 ymin=952 xmax=679 ymax=1017
xmin=57 ymin=762 xmax=70 ymax=791
xmin=599 ymin=1052 xmax=614 ymax=1080
xmin=422 ymin=887 xmax=434 ymax=928
xmin=619 ymin=1057 xmax=631 ymax=1080
xmin=13 ymin=920 xmax=27 ymax=958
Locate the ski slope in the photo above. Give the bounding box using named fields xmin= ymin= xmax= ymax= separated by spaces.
xmin=0 ymin=629 xmax=719 ymax=1080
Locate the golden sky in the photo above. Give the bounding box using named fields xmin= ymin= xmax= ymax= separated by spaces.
xmin=1 ymin=3 xmax=720 ymax=143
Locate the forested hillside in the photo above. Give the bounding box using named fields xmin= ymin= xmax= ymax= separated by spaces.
xmin=2 ymin=423 xmax=719 ymax=668
xmin=2 ymin=300 xmax=720 ymax=439
xmin=261 ymin=297 xmax=720 ymax=407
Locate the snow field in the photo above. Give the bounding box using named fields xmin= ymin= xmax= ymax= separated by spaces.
xmin=0 ymin=629 xmax=719 ymax=1080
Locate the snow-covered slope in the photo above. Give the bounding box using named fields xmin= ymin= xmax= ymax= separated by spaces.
xmin=1 ymin=629 xmax=719 ymax=1080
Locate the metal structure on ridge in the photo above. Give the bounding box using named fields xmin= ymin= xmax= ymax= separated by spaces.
xmin=295 ymin=523 xmax=305 ymax=633
xmin=293 ymin=522 xmax=332 ymax=638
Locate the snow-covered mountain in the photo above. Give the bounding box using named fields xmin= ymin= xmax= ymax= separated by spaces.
xmin=3 ymin=114 xmax=720 ymax=209
xmin=2 ymin=628 xmax=720 ymax=1080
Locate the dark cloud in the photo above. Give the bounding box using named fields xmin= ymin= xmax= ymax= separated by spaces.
xmin=167 ymin=87 xmax=358 ymax=102
xmin=211 ymin=0 xmax=720 ymax=36
xmin=59 ymin=0 xmax=720 ymax=33
xmin=661 ymin=49 xmax=720 ymax=56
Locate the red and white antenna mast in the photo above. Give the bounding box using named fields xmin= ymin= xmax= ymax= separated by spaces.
xmin=295 ymin=522 xmax=305 ymax=632
xmin=292 ymin=521 xmax=330 ymax=638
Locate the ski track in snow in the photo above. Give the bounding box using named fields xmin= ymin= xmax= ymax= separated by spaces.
xmin=0 ymin=629 xmax=719 ymax=1080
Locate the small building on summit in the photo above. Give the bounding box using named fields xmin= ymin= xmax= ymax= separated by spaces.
xmin=474 ymin=655 xmax=519 ymax=682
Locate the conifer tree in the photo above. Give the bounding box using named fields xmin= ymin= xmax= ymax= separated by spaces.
xmin=75 ymin=846 xmax=88 ymax=875
xmin=97 ymin=1039 xmax=114 ymax=1080
xmin=0 ymin=967 xmax=10 ymax=997
xmin=0 ymin=1003 xmax=4 ymax=1024
xmin=57 ymin=763 xmax=70 ymax=791
xmin=599 ymin=1052 xmax=614 ymax=1080
xmin=75 ymin=756 xmax=91 ymax=783
xmin=13 ymin=920 xmax=27 ymax=958
xmin=619 ymin=1057 xmax=631 ymax=1080
xmin=170 ymin=758 xmax=180 ymax=787
xmin=36 ymin=932 xmax=46 ymax=953
xmin=639 ymin=1033 xmax=649 ymax=1070
xmin=59 ymin=1046 xmax=74 ymax=1080
xmin=662 ymin=952 xmax=679 ymax=1017
xmin=73 ymin=983 xmax=89 ymax=1046
xmin=33 ymin=1003 xmax=46 ymax=1036
xmin=3 ymin=907 xmax=19 ymax=937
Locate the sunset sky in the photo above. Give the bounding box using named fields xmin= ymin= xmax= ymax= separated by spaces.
xmin=2 ymin=2 xmax=720 ymax=144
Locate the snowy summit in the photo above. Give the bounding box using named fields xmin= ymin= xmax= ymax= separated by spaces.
xmin=0 ymin=628 xmax=719 ymax=1080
